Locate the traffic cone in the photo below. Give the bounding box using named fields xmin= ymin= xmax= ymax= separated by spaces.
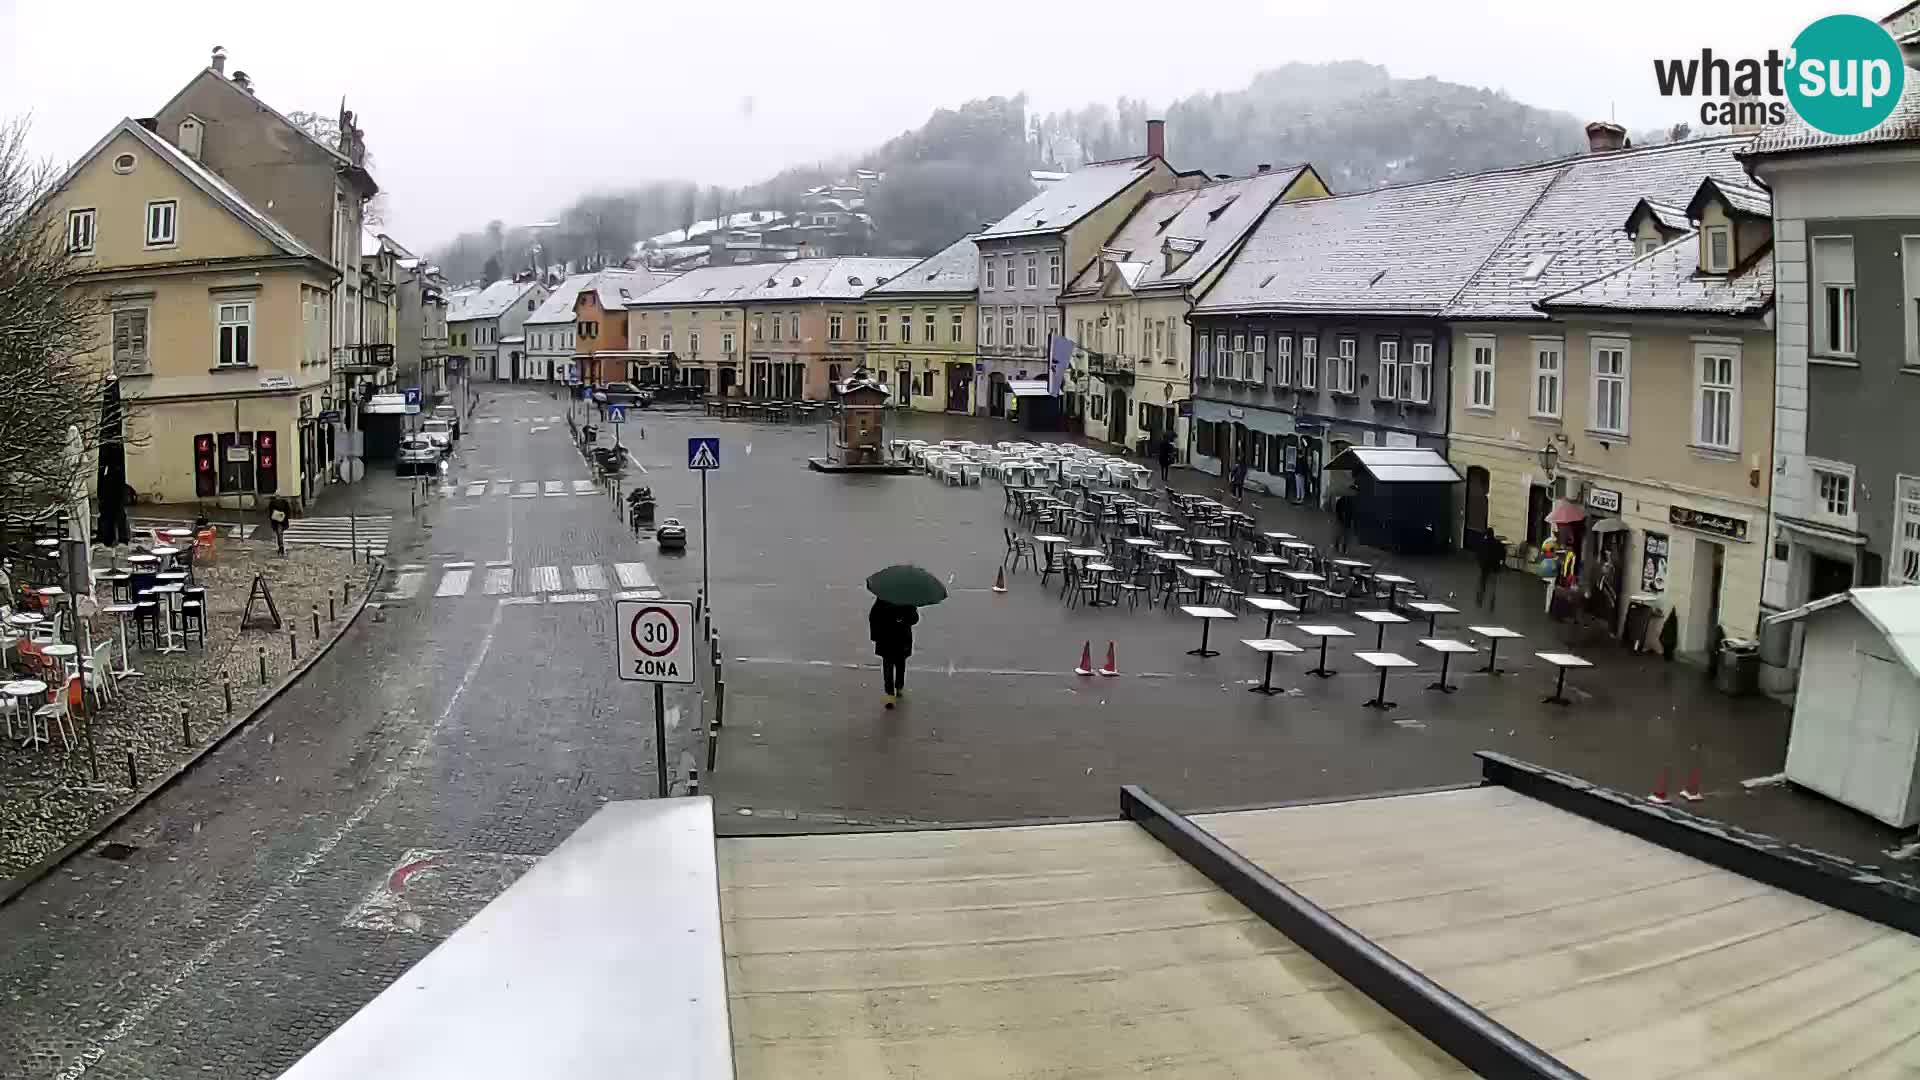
xmin=1074 ymin=641 xmax=1094 ymax=676
xmin=1648 ymin=768 xmax=1670 ymax=805
xmin=1680 ymin=768 xmax=1704 ymax=802
xmin=993 ymin=567 xmax=1008 ymax=593
xmin=1099 ymin=642 xmax=1119 ymax=677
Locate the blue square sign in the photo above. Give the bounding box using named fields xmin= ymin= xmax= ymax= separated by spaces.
xmin=607 ymin=405 xmax=627 ymax=424
xmin=687 ymin=437 xmax=720 ymax=470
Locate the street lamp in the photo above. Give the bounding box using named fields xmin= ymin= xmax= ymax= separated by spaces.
xmin=1537 ymin=440 xmax=1559 ymax=478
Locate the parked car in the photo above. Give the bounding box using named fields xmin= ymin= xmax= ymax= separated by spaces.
xmin=594 ymin=382 xmax=652 ymax=407
xmin=656 ymin=517 xmax=687 ymax=553
xmin=419 ymin=418 xmax=454 ymax=455
xmin=432 ymin=404 xmax=461 ymax=441
xmin=396 ymin=436 xmax=440 ymax=476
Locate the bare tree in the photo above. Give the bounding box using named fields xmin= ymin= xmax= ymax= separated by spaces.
xmin=286 ymin=110 xmax=389 ymax=228
xmin=0 ymin=118 xmax=132 ymax=527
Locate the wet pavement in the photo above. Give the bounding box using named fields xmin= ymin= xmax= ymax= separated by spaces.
xmin=0 ymin=394 xmax=1911 ymax=1079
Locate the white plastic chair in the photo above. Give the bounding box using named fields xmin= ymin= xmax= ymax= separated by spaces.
xmin=33 ymin=675 xmax=79 ymax=750
xmin=82 ymin=639 xmax=117 ymax=708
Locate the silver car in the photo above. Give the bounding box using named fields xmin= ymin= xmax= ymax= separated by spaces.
xmin=419 ymin=418 xmax=454 ymax=455
xmin=396 ymin=436 xmax=440 ymax=476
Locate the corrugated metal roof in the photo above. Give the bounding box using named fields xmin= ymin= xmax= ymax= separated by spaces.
xmin=1742 ymin=69 xmax=1920 ymax=156
xmin=866 ymin=234 xmax=979 ymax=296
xmin=1767 ymin=586 xmax=1920 ymax=682
xmin=1538 ymin=234 xmax=1774 ymax=317
xmin=1063 ymin=169 xmax=1306 ymax=297
xmin=978 ymin=158 xmax=1158 ymax=239
xmin=1442 ymin=136 xmax=1753 ymax=320
xmin=1195 ymin=165 xmax=1560 ymax=316
xmin=525 ymin=273 xmax=598 ymax=325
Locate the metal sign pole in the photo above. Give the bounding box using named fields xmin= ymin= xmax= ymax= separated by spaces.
xmin=653 ymin=682 xmax=668 ymax=797
xmin=699 ymin=470 xmax=710 ymax=603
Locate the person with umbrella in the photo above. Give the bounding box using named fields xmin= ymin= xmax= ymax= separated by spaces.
xmin=865 ymin=565 xmax=946 ymax=709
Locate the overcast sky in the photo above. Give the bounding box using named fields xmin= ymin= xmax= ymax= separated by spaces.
xmin=2 ymin=0 xmax=1829 ymax=249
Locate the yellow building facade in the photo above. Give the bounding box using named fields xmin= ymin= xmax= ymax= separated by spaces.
xmin=862 ymin=234 xmax=979 ymax=413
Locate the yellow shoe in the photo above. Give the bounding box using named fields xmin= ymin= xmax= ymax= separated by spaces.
xmin=884 ymin=694 xmax=896 ymax=710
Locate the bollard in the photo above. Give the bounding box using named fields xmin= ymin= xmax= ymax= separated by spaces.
xmin=89 ymin=734 xmax=99 ymax=782
xmin=714 ymin=677 xmax=725 ymax=730
xmin=706 ymin=719 xmax=719 ymax=772
xmin=343 ymin=579 xmax=350 ymax=606
xmin=312 ymin=605 xmax=320 ymax=639
xmin=126 ymin=751 xmax=138 ymax=789
xmin=694 ymin=592 xmax=703 ymax=625
xmin=329 ymin=596 xmax=336 ymax=622
xmin=222 ymin=671 xmax=233 ymax=715
xmin=290 ymin=630 xmax=298 ymax=663
xmin=687 ymin=767 xmax=700 ymax=797
xmin=258 ymin=646 xmax=268 ymax=685
xmin=181 ymin=707 xmax=192 ymax=748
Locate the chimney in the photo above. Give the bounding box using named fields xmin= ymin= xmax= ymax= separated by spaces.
xmin=1145 ymin=119 xmax=1166 ymax=160
xmin=1585 ymin=120 xmax=1628 ymax=153
xmin=232 ymin=70 xmax=253 ymax=94
xmin=210 ymin=46 xmax=227 ymax=75
xmin=1256 ymin=163 xmax=1272 ymax=174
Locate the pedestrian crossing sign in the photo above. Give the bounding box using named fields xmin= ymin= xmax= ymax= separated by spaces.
xmin=607 ymin=405 xmax=627 ymax=424
xmin=687 ymin=437 xmax=720 ymax=470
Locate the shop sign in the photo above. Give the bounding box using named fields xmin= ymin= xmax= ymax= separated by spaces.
xmin=1669 ymin=504 xmax=1749 ymax=542
xmin=299 ymin=395 xmax=314 ymax=419
xmin=1642 ymin=532 xmax=1670 ymax=592
xmin=1586 ymin=486 xmax=1622 ymax=514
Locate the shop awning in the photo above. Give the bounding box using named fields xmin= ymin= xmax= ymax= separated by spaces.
xmin=1008 ymin=379 xmax=1052 ymax=398
xmin=1326 ymin=445 xmax=1461 ymax=484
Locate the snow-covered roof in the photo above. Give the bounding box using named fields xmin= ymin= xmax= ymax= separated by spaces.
xmin=1742 ymin=68 xmax=1920 ymax=158
xmin=979 ymin=157 xmax=1159 ymax=240
xmin=525 ymin=273 xmax=597 ymax=325
xmin=1064 ymin=168 xmax=1309 ymax=298
xmin=625 ymin=263 xmax=788 ymax=307
xmin=585 ymin=268 xmax=679 ymax=310
xmin=1688 ymin=176 xmax=1770 ymax=219
xmin=448 ymin=280 xmax=541 ymax=322
xmin=1629 ymin=199 xmax=1692 ymax=234
xmin=739 ymin=257 xmax=921 ymax=302
xmin=1196 ymin=163 xmax=1560 ymax=316
xmin=1442 ymin=135 xmax=1753 ymax=319
xmin=1768 ymin=586 xmax=1920 ymax=683
xmin=865 ymin=234 xmax=979 ymax=296
xmin=1538 ymin=234 xmax=1774 ymax=318
xmin=637 ymin=210 xmax=788 ymax=251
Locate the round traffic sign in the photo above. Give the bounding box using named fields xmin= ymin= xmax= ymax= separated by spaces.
xmin=629 ymin=605 xmax=680 ymax=658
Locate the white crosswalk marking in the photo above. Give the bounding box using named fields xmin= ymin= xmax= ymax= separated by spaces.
xmin=572 ymin=480 xmax=597 ymax=495
xmin=280 ymin=515 xmax=391 ymax=557
xmin=465 ymin=482 xmax=486 ymax=496
xmin=514 ymin=482 xmax=538 ymax=499
xmin=483 ymin=567 xmax=513 ymax=594
xmin=531 ymin=566 xmax=561 ymax=592
xmin=435 ymin=569 xmax=470 ymax=597
xmin=544 ymin=480 xmax=564 ymax=496
xmin=571 ymin=565 xmax=606 ymax=590
xmin=613 ymin=562 xmax=654 ymax=589
xmin=547 ymin=415 xmax=562 ymax=422
xmin=391 ymin=571 xmax=425 ymax=599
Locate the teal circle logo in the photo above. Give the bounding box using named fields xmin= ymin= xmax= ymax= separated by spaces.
xmin=1787 ymin=14 xmax=1906 ymax=136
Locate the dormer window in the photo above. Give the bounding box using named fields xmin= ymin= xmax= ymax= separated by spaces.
xmin=1704 ymin=225 xmax=1732 ymax=273
xmin=1636 ymin=235 xmax=1662 ymax=257
xmin=178 ymin=116 xmax=204 ymax=160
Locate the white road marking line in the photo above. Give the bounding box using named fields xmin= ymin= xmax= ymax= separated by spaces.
xmin=391 ymin=571 xmax=425 ymax=599
xmin=572 ymin=565 xmax=607 ymax=590
xmin=517 ymin=482 xmax=538 ymax=496
xmin=531 ymin=566 xmax=561 ymax=592
xmin=548 ymin=592 xmax=598 ymax=604
xmin=499 ymin=596 xmax=541 ymax=606
xmin=572 ymin=479 xmax=597 ymax=495
xmin=435 ymin=569 xmax=470 ymax=597
xmin=547 ymin=415 xmax=562 ymax=422
xmin=54 ymin=605 xmax=507 ymax=1080
xmin=483 ymin=568 xmax=513 ymax=595
xmin=613 ymin=589 xmax=663 ymax=601
xmin=465 ymin=482 xmax=486 ymax=496
xmin=444 ymin=561 xmax=475 ymax=569
xmin=531 ymin=426 xmax=550 ymax=433
xmin=613 ymin=562 xmax=654 ymax=588
xmin=543 ymin=480 xmax=564 ymax=496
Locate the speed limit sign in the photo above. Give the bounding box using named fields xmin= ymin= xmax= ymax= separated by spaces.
xmin=615 ymin=599 xmax=695 ymax=683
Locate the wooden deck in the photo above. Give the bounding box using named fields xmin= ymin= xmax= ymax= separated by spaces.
xmin=720 ymin=820 xmax=1465 ymax=1079
xmin=1196 ymin=786 xmax=1920 ymax=1078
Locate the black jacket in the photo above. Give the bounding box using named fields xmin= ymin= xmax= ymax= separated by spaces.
xmin=869 ymin=600 xmax=918 ymax=658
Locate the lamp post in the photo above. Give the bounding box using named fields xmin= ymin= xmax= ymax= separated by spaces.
xmin=1537 ymin=441 xmax=1559 ymax=481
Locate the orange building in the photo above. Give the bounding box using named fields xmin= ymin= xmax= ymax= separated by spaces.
xmin=739 ymin=257 xmax=918 ymax=399
xmin=570 ymin=269 xmax=677 ymax=385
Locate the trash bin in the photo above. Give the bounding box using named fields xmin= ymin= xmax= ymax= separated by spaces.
xmin=1716 ymin=637 xmax=1760 ymax=696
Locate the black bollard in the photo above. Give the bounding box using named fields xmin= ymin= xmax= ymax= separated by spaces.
xmin=342 ymin=579 xmax=349 ymax=606
xmin=687 ymin=766 xmax=700 ymax=797
xmin=222 ymin=671 xmax=232 ymax=715
xmin=89 ymin=733 xmax=99 ymax=782
xmin=126 ymin=751 xmax=138 ymax=789
xmin=714 ymin=677 xmax=725 ymax=730
xmin=181 ymin=707 xmax=191 ymax=748
xmin=258 ymin=646 xmax=268 ymax=685
xmin=329 ymin=596 xmax=336 ymax=621
xmin=290 ymin=631 xmax=298 ymax=662
xmin=312 ymin=605 xmax=320 ymax=639
xmin=706 ymin=718 xmax=719 ymax=772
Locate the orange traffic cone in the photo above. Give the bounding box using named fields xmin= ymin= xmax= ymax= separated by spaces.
xmin=1680 ymin=768 xmax=1704 ymax=802
xmin=993 ymin=567 xmax=1008 ymax=593
xmin=1648 ymin=768 xmax=1670 ymax=805
xmin=1074 ymin=641 xmax=1094 ymax=676
xmin=1099 ymin=642 xmax=1118 ymax=677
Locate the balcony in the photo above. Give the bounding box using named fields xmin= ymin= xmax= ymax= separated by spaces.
xmin=337 ymin=341 xmax=395 ymax=375
xmin=1087 ymin=351 xmax=1134 ymax=381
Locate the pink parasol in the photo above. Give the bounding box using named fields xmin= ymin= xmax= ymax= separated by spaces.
xmin=1545 ymin=499 xmax=1587 ymax=526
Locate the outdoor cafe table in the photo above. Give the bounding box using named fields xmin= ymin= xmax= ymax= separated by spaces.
xmin=162 ymin=527 xmax=195 ymax=544
xmin=1176 ymin=565 xmax=1225 ymax=606
xmin=1468 ymin=625 xmax=1523 ymax=675
xmin=1245 ymin=596 xmax=1298 ymax=637
xmin=1082 ymin=562 xmax=1121 ymax=606
xmin=1248 ymin=554 xmax=1287 ymax=593
xmin=126 ymin=554 xmax=158 ymax=573
xmin=1373 ymin=572 xmax=1415 ymax=605
xmin=1354 ymin=609 xmax=1409 ymax=649
xmin=35 ymin=588 xmax=65 ymax=642
xmin=1279 ymin=541 xmax=1316 ymax=568
xmin=150 ymin=546 xmax=182 ymax=571
xmin=1407 ymin=600 xmax=1458 ymax=636
xmin=1032 ymin=534 xmax=1069 ymax=569
xmin=1179 ymin=606 xmax=1237 ymax=657
xmin=1280 ymin=570 xmax=1324 ymax=605
xmin=1295 ymin=624 xmax=1353 ymax=677
xmin=1121 ymin=537 xmax=1161 ymax=568
xmin=6 ymin=679 xmax=48 ymax=748
xmin=103 ymin=602 xmax=141 ymax=677
xmin=1419 ymin=638 xmax=1478 ymax=693
xmin=40 ymin=642 xmax=76 ymax=684
xmin=1261 ymin=531 xmax=1297 ymax=547
xmin=1536 ymin=652 xmax=1593 ymax=706
xmin=1242 ymin=638 xmax=1304 ymax=695
xmin=147 ymin=583 xmax=185 ymax=654
xmin=1356 ymin=651 xmax=1418 ymax=710
xmin=1191 ymin=538 xmax=1232 ymax=566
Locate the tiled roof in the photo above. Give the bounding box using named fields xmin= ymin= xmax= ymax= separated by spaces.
xmin=586 ymin=269 xmax=679 ymax=310
xmin=623 ymin=263 xmax=792 ymax=307
xmin=1742 ymin=68 xmax=1920 ymax=156
xmin=1693 ymin=176 xmax=1771 ymax=218
xmin=1063 ymin=168 xmax=1308 ymax=297
xmin=738 ymin=257 xmax=921 ymax=301
xmin=1631 ymin=199 xmax=1692 ymax=233
xmin=525 ymin=273 xmax=597 ymax=325
xmin=1194 ymin=164 xmax=1562 ymax=316
xmin=1536 ymin=234 xmax=1773 ymax=317
xmin=1442 ymin=135 xmax=1753 ymax=319
xmin=978 ymin=158 xmax=1158 ymax=240
xmin=866 ymin=234 xmax=979 ymax=296
xmin=449 ymin=280 xmax=540 ymax=322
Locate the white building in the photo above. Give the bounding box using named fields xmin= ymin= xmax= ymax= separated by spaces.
xmin=447 ymin=279 xmax=549 ymax=381
xmin=525 ymin=273 xmax=595 ymax=382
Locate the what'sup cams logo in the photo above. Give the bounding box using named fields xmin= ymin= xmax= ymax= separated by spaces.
xmin=1654 ymin=14 xmax=1907 ymax=136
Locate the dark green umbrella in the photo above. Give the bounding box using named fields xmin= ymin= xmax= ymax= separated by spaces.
xmin=865 ymin=564 xmax=947 ymax=607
